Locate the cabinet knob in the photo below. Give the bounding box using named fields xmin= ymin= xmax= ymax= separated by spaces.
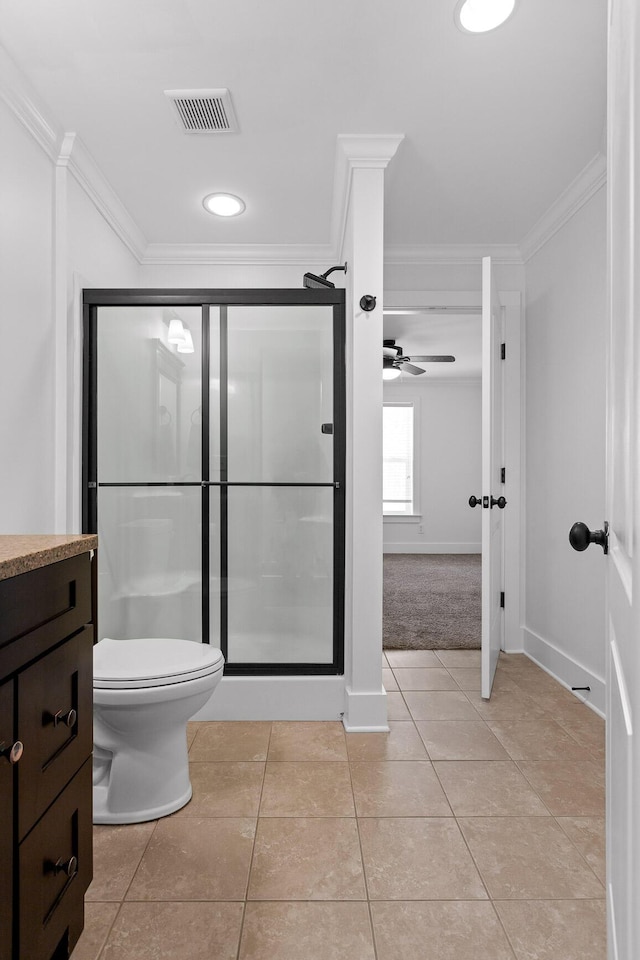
xmin=50 ymin=855 xmax=78 ymax=879
xmin=0 ymin=740 xmax=23 ymax=764
xmin=46 ymin=708 xmax=78 ymax=728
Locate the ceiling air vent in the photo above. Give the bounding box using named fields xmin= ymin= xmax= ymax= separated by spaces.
xmin=164 ymin=88 xmax=239 ymax=134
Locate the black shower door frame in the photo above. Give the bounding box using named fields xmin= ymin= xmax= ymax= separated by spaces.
xmin=83 ymin=289 xmax=346 ymax=676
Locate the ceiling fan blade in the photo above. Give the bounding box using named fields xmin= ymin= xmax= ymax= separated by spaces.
xmin=399 ymin=361 xmax=426 ymax=375
xmin=407 ymin=355 xmax=456 ymax=362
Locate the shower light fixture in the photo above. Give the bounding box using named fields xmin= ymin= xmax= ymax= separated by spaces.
xmin=177 ymin=328 xmax=195 ymax=354
xmin=454 ymin=0 xmax=515 ymax=33
xmin=167 ymin=316 xmax=187 ymax=344
xmin=203 ymin=193 xmax=246 ymax=217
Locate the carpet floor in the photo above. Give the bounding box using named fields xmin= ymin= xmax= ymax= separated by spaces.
xmin=383 ymin=553 xmax=481 ymax=650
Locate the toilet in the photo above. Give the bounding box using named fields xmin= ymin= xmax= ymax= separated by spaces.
xmin=92 ymin=637 xmax=224 ymax=824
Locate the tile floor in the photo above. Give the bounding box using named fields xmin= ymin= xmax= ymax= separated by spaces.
xmin=72 ymin=650 xmax=606 ymax=960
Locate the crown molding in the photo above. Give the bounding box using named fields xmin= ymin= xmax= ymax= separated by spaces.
xmin=60 ymin=134 xmax=148 ymax=261
xmin=519 ymin=152 xmax=607 ymax=262
xmin=384 ymin=243 xmax=523 ymax=265
xmin=0 ymin=44 xmax=59 ymax=160
xmin=141 ymin=242 xmax=335 ymax=265
xmin=332 ymin=134 xmax=404 ymax=261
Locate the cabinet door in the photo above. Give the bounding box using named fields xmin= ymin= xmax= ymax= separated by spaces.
xmin=0 ymin=679 xmax=14 ymax=960
xmin=18 ymin=626 xmax=93 ymax=838
xmin=19 ymin=759 xmax=92 ymax=960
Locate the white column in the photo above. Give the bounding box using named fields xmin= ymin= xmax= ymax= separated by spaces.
xmin=337 ymin=135 xmax=403 ymax=731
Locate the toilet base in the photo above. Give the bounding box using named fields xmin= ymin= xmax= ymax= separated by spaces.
xmin=92 ymin=781 xmax=193 ymax=824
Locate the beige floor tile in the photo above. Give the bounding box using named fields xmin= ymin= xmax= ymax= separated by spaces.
xmin=189 ymin=721 xmax=272 ymax=761
xmin=268 ymin=721 xmax=347 ymax=760
xmin=260 ymin=761 xmax=355 ymax=817
xmin=350 ymin=761 xmax=452 ymax=817
xmin=555 ymin=817 xmax=606 ymax=883
xmin=434 ymin=761 xmax=549 ymax=816
xmin=487 ymin=719 xmax=591 ymax=761
xmin=359 ymin=817 xmax=487 ymax=900
xmin=386 ymin=692 xmax=412 ymax=720
xmin=239 ymin=902 xmax=376 ymax=960
xmin=404 ymin=690 xmax=481 ymax=721
xmin=393 ymin=668 xmax=458 ymax=691
xmin=554 ymin=708 xmax=606 ymax=760
xmin=126 ymin=818 xmax=255 ymax=901
xmin=495 ymin=900 xmax=606 ymax=960
xmin=465 ymin=688 xmax=547 ymax=721
xmin=382 ymin=667 xmax=399 ymax=691
xmin=70 ymin=903 xmax=119 ymax=960
xmin=100 ymin=902 xmax=244 ymax=960
xmin=85 ymin=822 xmax=156 ymax=901
xmin=458 ymin=817 xmax=605 ymax=899
xmin=434 ymin=649 xmax=481 ymax=668
xmin=346 ymin=721 xmax=428 ymax=761
xmin=186 ymin=721 xmax=201 ymax=749
xmin=248 ymin=818 xmax=366 ymax=900
xmin=448 ymin=668 xmax=482 ymax=691
xmin=416 ymin=721 xmax=509 ymax=760
xmin=385 ymin=649 xmax=442 ymax=668
xmin=371 ymin=901 xmax=515 ymax=960
xmin=172 ymin=762 xmax=264 ymax=817
xmin=517 ymin=760 xmax=605 ymax=816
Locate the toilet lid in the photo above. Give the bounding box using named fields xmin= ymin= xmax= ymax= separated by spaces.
xmin=94 ymin=637 xmax=224 ymax=689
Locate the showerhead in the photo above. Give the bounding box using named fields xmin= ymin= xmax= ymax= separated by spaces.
xmin=302 ymin=262 xmax=347 ymax=289
xmin=303 ymin=272 xmax=336 ymax=289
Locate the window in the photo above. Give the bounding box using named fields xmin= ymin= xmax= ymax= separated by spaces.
xmin=383 ymin=402 xmax=414 ymax=515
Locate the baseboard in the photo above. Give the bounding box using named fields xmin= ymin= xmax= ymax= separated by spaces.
xmin=191 ymin=675 xmax=346 ymax=721
xmin=383 ymin=543 xmax=481 ymax=554
xmin=343 ymin=686 xmax=390 ymax=732
xmin=522 ymin=626 xmax=605 ymax=717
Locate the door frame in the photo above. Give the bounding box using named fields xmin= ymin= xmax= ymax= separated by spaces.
xmin=383 ymin=288 xmax=523 ymax=653
xmin=82 ymin=288 xmax=346 ymax=676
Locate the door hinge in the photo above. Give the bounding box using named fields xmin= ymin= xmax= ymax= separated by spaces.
xmin=500 ymin=467 xmax=506 ymax=484
xmin=500 ymin=343 xmax=506 ymax=360
xmin=500 ymin=591 xmax=505 ymax=609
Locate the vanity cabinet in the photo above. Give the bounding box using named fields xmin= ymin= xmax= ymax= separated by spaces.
xmin=0 ymin=541 xmax=96 ymax=960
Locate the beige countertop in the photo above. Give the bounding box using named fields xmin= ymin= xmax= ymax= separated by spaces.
xmin=0 ymin=534 xmax=98 ymax=581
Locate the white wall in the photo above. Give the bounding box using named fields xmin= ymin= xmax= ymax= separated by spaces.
xmin=383 ymin=379 xmax=481 ymax=553
xmin=0 ymin=99 xmax=56 ymax=533
xmin=524 ymin=186 xmax=607 ymax=707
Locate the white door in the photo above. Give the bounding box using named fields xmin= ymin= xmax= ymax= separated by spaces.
xmin=481 ymin=256 xmax=505 ymax=699
xmin=605 ymin=2 xmax=640 ymax=956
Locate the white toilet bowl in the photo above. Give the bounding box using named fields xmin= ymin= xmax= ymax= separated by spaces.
xmin=93 ymin=637 xmax=224 ymax=824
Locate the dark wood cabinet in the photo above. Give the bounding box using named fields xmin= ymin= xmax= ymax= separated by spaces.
xmin=0 ymin=550 xmax=94 ymax=960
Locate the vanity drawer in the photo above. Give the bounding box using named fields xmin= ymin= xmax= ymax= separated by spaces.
xmin=18 ymin=626 xmax=93 ymax=838
xmin=19 ymin=758 xmax=92 ymax=960
xmin=0 ymin=553 xmax=92 ymax=674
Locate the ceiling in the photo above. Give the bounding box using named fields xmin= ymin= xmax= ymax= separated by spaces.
xmin=0 ymin=0 xmax=607 ymax=250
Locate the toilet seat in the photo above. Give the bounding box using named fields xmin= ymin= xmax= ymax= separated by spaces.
xmin=94 ymin=637 xmax=224 ymax=690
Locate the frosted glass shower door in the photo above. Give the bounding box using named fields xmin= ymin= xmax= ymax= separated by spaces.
xmin=95 ymin=305 xmax=213 ymax=643
xmin=218 ymin=306 xmax=337 ymax=665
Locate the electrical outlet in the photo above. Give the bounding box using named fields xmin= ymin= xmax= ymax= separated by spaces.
xmin=418 ymin=523 xmax=424 ymax=534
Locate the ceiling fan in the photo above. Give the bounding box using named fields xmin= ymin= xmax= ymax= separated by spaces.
xmin=383 ymin=339 xmax=455 ymax=379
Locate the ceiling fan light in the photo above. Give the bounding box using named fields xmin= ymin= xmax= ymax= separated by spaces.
xmin=454 ymin=0 xmax=515 ymax=33
xmin=383 ymin=361 xmax=402 ymax=380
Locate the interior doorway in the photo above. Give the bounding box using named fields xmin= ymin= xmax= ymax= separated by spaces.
xmin=382 ymin=310 xmax=483 ymax=652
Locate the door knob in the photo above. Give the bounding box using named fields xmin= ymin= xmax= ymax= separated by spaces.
xmin=491 ymin=496 xmax=507 ymax=509
xmin=569 ymin=521 xmax=609 ymax=555
xmin=468 ymin=496 xmax=481 ymax=508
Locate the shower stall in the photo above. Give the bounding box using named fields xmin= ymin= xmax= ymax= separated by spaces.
xmin=83 ymin=290 xmax=345 ymax=675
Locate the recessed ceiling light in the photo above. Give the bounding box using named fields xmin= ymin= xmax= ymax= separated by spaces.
xmin=202 ymin=193 xmax=246 ymax=217
xmin=454 ymin=0 xmax=515 ymax=33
